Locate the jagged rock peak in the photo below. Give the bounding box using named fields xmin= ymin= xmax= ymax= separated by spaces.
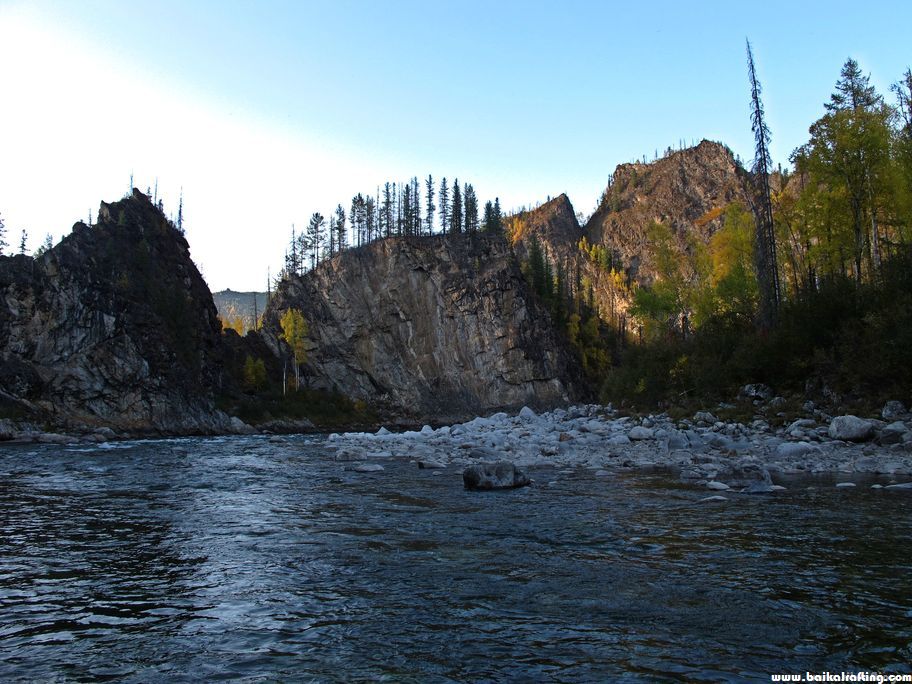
xmin=584 ymin=139 xmax=753 ymax=283
xmin=0 ymin=190 xmax=228 ymax=434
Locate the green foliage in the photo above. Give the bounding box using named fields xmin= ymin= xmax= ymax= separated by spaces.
xmin=279 ymin=309 xmax=308 ymax=366
xmin=603 ymin=248 xmax=912 ymax=411
xmin=242 ymin=355 xmax=267 ymax=392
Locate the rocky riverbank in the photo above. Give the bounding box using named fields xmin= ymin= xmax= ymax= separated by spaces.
xmin=326 ymin=398 xmax=912 ymax=493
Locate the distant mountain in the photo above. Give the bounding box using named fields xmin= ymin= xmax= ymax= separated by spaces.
xmin=213 ymin=289 xmax=269 ymax=331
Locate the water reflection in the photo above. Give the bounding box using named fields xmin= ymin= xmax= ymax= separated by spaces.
xmin=0 ymin=437 xmax=910 ymax=681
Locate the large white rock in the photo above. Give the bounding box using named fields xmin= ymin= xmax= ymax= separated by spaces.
xmin=828 ymin=415 xmax=875 ymax=442
xmin=628 ymin=426 xmax=655 ymax=440
xmin=518 ymin=406 xmax=537 ymax=421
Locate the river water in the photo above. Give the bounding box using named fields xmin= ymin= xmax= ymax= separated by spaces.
xmin=0 ymin=435 xmax=910 ymax=682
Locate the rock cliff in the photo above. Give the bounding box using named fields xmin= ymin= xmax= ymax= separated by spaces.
xmin=0 ymin=189 xmax=230 ymax=434
xmin=260 ymin=233 xmax=578 ymax=421
xmin=585 ymin=140 xmax=753 ymax=283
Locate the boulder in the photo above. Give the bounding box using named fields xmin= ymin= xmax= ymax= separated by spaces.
xmin=628 ymin=426 xmax=654 ymax=440
xmin=693 ymin=411 xmax=718 ymax=426
xmin=882 ymin=401 xmax=908 ymax=421
xmin=739 ymin=384 xmax=773 ymax=401
xmin=462 ymin=462 xmax=531 ymax=491
xmin=229 ymin=416 xmax=257 ymax=434
xmin=878 ymin=421 xmax=907 ymax=446
xmin=518 ymin=406 xmax=537 ymax=421
xmin=828 ymin=415 xmax=875 ymax=442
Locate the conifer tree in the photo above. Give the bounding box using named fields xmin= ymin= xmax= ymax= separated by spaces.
xmin=826 ymin=58 xmax=881 ymax=112
xmin=0 ymin=212 xmax=7 ymax=256
xmin=425 ymin=174 xmax=435 ymax=234
xmin=492 ymin=197 xmax=503 ymax=234
xmin=382 ymin=183 xmax=393 ymax=238
xmin=482 ymin=200 xmax=495 ymax=231
xmin=411 ymin=177 xmax=421 ymax=235
xmin=464 ymin=183 xmax=478 ymax=232
xmin=439 ymin=177 xmax=450 ymax=233
xmin=335 ymin=204 xmax=347 ymax=251
xmin=402 ymin=185 xmax=412 ymax=236
xmin=19 ymin=228 xmax=27 ymax=255
xmin=450 ymin=179 xmax=462 ymax=234
xmin=177 ymin=188 xmax=184 ymax=234
xmin=365 ymin=196 xmax=376 ymax=242
xmin=746 ymin=39 xmax=780 ymax=328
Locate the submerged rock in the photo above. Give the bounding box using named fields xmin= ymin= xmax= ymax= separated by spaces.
xmin=351 ymin=463 xmax=385 ymax=473
xmin=462 ymin=462 xmax=531 ymax=491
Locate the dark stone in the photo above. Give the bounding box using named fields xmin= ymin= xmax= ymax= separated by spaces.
xmin=462 ymin=461 xmax=531 ymax=491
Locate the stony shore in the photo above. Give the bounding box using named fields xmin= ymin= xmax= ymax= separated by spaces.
xmin=327 ymin=399 xmax=912 ymax=493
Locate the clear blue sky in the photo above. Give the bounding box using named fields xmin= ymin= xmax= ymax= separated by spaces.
xmin=0 ymin=0 xmax=909 ymax=290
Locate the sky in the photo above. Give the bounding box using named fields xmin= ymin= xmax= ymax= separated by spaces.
xmin=0 ymin=0 xmax=909 ymax=291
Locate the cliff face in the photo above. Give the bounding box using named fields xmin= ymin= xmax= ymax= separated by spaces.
xmin=261 ymin=233 xmax=577 ymax=420
xmin=0 ymin=189 xmax=230 ymax=433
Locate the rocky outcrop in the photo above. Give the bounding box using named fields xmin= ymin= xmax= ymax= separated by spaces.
xmin=509 ymin=193 xmax=583 ymax=265
xmin=585 ymin=140 xmax=753 ymax=284
xmin=0 ymin=189 xmax=230 ymax=434
xmin=261 ymin=232 xmax=578 ymax=421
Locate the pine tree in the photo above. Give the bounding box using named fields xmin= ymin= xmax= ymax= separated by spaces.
xmin=351 ymin=194 xmax=366 ymax=246
xmin=401 ymin=185 xmax=412 ymax=237
xmin=464 ymin=183 xmax=478 ymax=233
xmin=439 ymin=177 xmax=450 ymax=233
xmin=382 ymin=183 xmax=393 ymax=238
xmin=19 ymin=228 xmax=27 ymax=255
xmin=746 ymin=39 xmax=780 ymax=328
xmin=177 ymin=188 xmax=184 ymax=234
xmin=450 ymin=179 xmax=462 ymax=234
xmin=412 ymin=177 xmax=421 ymax=235
xmin=425 ymin=174 xmax=435 ymax=234
xmin=0 ymin=212 xmax=7 ymax=256
xmin=365 ymin=196 xmax=376 ymax=242
xmin=306 ymin=212 xmax=326 ymax=269
xmin=35 ymin=234 xmax=52 ymax=258
xmin=492 ymin=197 xmax=503 ymax=234
xmin=482 ymin=200 xmax=495 ymax=231
xmin=328 ymin=215 xmax=336 ymax=256
xmin=826 ymin=58 xmax=881 ymax=112
xmin=335 ymin=204 xmax=347 ymax=251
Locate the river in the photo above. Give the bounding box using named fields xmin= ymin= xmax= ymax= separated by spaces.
xmin=1 ymin=435 xmax=910 ymax=681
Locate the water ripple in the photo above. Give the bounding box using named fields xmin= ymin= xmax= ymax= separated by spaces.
xmin=0 ymin=436 xmax=909 ymax=680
